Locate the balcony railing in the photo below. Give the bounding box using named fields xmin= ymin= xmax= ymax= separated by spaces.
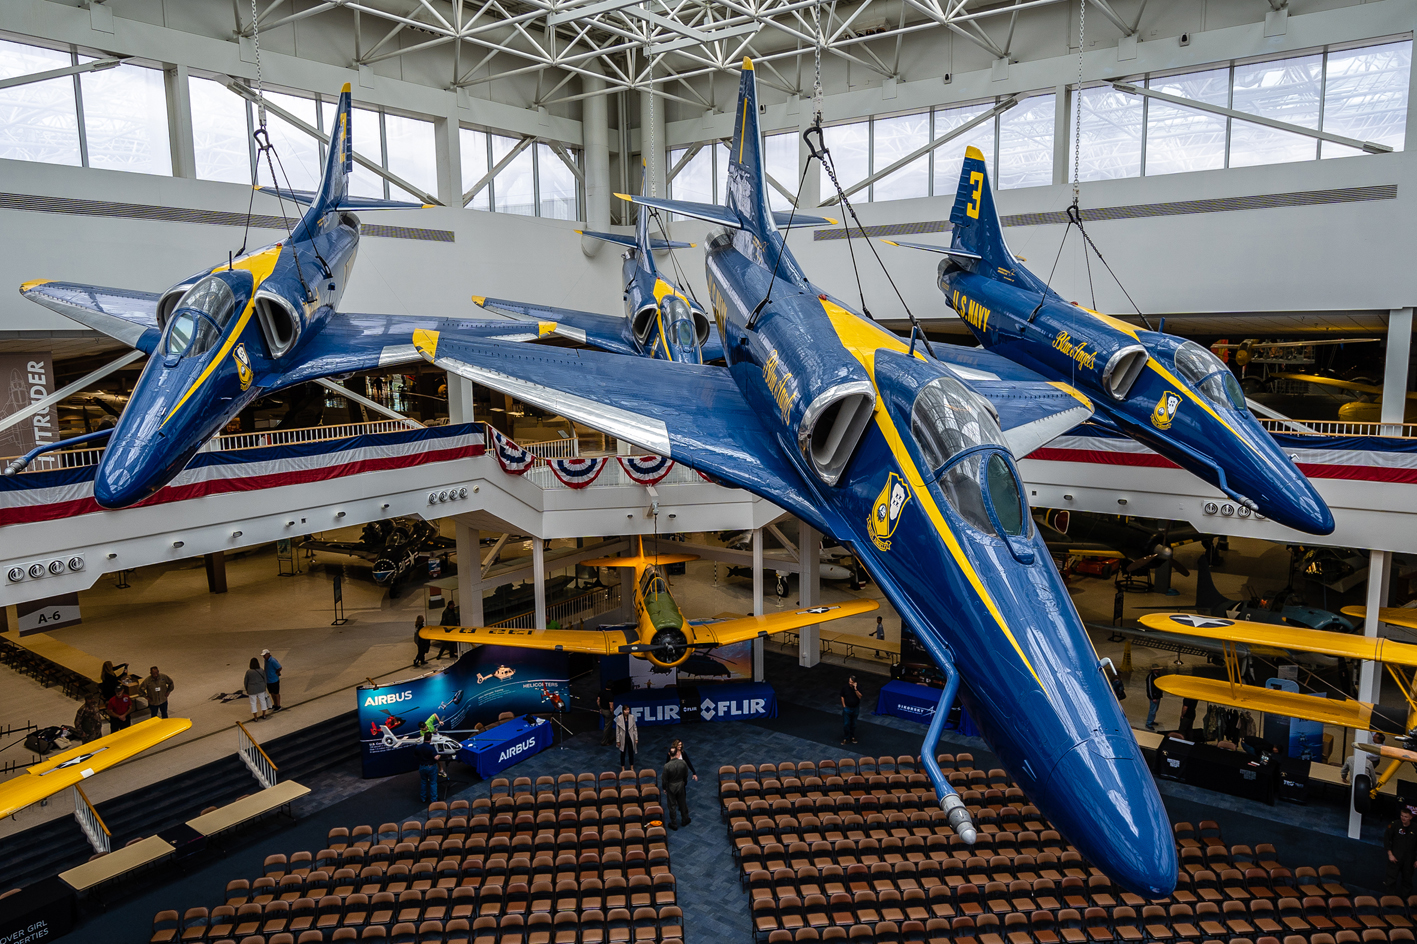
xmin=236 ymin=721 xmax=280 ymax=789
xmin=1255 ymin=418 xmax=1417 ymax=439
xmin=489 ymin=584 xmax=622 ymax=629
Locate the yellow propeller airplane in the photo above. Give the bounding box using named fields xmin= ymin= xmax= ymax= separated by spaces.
xmin=1271 ymin=373 xmax=1417 ymax=423
xmin=0 ymin=716 xmax=190 ymax=819
xmin=1138 ymin=611 xmax=1417 ymax=809
xmin=420 ymin=539 xmax=878 ymax=668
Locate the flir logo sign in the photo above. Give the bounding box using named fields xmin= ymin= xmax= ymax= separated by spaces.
xmin=631 ymin=704 xmax=679 ymax=723
xmin=498 ymin=737 xmax=536 ymax=763
xmin=363 ymin=690 xmax=414 ymax=708
xmin=700 ymin=695 xmax=768 ymax=722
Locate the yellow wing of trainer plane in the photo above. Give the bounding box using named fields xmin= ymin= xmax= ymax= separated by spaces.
xmin=0 ymin=717 xmax=191 ymax=819
xmin=1341 ymin=607 xmax=1417 ymax=633
xmin=422 ymin=540 xmax=878 ymax=667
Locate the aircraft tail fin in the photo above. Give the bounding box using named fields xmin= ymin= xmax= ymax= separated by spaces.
xmin=949 ymin=148 xmax=1048 ymax=294
xmin=311 ymin=83 xmax=354 ymax=211
xmin=1195 ymin=554 xmax=1233 ymax=613
xmin=723 ymin=58 xmax=776 ymax=244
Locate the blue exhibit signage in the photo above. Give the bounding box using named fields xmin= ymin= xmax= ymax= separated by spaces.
xmin=609 ymin=681 xmax=777 ymax=726
xmin=358 ymin=646 xmax=568 ymax=777
xmin=458 ymin=716 xmax=553 ymax=778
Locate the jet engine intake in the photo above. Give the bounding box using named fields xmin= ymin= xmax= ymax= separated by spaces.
xmin=797 ymin=381 xmax=877 ymax=486
xmin=630 ymin=304 xmax=658 ymax=344
xmin=254 ymin=289 xmax=302 ymax=358
xmin=1102 ymin=345 xmax=1148 ymax=401
xmin=156 ymin=282 xmax=197 ymax=329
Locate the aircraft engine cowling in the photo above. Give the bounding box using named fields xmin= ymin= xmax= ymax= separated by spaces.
xmin=254 ymin=287 xmax=304 ymax=359
xmin=643 ymin=627 xmax=691 ymax=668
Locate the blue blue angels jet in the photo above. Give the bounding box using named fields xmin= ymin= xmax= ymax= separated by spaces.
xmin=884 ymin=150 xmax=1333 ymax=536
xmin=13 ymin=84 xmax=558 ymax=508
xmin=408 ymin=60 xmax=1176 ymax=897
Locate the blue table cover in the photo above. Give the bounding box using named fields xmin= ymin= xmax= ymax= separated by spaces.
xmin=696 ymin=681 xmax=777 ymax=722
xmin=457 ymin=715 xmax=552 ymax=777
xmin=875 ymin=680 xmax=977 ymax=736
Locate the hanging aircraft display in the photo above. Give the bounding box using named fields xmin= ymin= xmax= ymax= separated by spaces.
xmin=410 ymin=61 xmax=1175 ymax=896
xmin=11 ymin=84 xmax=561 ymax=508
xmin=884 ymin=158 xmax=1334 ymax=536
xmin=301 ymin=517 xmax=453 ymax=590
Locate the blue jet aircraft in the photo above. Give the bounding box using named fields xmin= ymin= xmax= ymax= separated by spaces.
xmin=13 ymin=84 xmax=558 ymax=508
xmin=408 ymin=60 xmax=1176 ymax=897
xmin=885 ymin=151 xmax=1333 ymax=535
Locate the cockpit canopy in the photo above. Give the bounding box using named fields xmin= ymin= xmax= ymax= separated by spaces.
xmin=910 ymin=374 xmax=1006 ymax=473
xmin=164 ymin=275 xmax=244 ymax=358
xmin=661 ymin=295 xmax=698 ymax=349
xmin=1173 ymin=341 xmax=1246 ymax=411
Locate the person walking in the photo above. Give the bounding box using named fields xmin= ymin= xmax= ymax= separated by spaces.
xmin=1178 ymin=697 xmax=1198 ymax=740
xmin=874 ymin=617 xmax=885 ymax=640
xmin=614 ymin=704 xmax=638 ymax=771
xmin=1386 ymin=806 xmax=1417 ymax=894
xmin=413 ymin=730 xmax=444 ymax=804
xmin=262 ymin=649 xmax=283 ymax=711
xmin=139 ymin=666 xmax=176 ymax=719
xmin=841 ymin=676 xmax=862 ymax=745
xmin=437 ymin=603 xmax=460 ymax=659
xmin=597 ymin=687 xmax=616 ymax=746
xmin=244 ymin=657 xmax=271 ymax=721
xmin=414 ymin=616 xmax=431 ymax=667
xmin=106 ymin=687 xmax=133 ymax=731
xmin=74 ymin=693 xmax=104 ymax=742
xmin=1144 ymin=665 xmax=1164 ymax=731
xmin=663 ymin=746 xmax=691 ymax=830
xmin=667 ymin=739 xmax=698 ymax=784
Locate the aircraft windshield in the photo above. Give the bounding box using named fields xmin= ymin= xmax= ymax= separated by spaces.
xmin=1174 ymin=341 xmax=1246 ymax=411
xmin=909 ymin=375 xmax=1006 ymax=477
xmin=164 ymin=277 xmax=237 ymax=358
xmin=662 ymin=296 xmax=696 ymax=349
xmin=937 ymin=452 xmax=1027 ymax=537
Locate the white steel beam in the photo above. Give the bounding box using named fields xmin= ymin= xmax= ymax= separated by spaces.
xmin=0 ymin=56 xmax=126 ymax=92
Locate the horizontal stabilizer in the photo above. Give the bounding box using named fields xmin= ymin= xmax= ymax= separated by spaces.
xmin=255 ymin=186 xmax=429 ymax=210
xmin=1153 ymin=676 xmax=1381 ymax=731
xmin=19 ymin=280 xmax=161 ymax=350
xmin=577 ymin=230 xmax=694 ymax=250
xmin=472 ymin=296 xmax=639 ymax=357
xmin=1139 ymin=612 xmax=1417 ymax=665
xmin=774 ymin=211 xmax=838 ymax=229
xmin=882 ymin=239 xmax=983 ymax=261
xmin=615 ymin=194 xmax=743 ymax=230
xmin=970 ymin=380 xmax=1094 ymax=458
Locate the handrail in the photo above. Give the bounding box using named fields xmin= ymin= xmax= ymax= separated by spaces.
xmin=236 ymin=720 xmax=280 ymax=789
xmin=488 ymin=584 xmax=622 ymax=629
xmin=1255 ymin=417 xmax=1417 ymax=439
xmin=235 ymin=721 xmax=279 ymax=771
xmin=72 ymin=783 xmax=111 ymax=854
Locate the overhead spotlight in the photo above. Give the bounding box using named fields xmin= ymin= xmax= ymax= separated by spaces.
xmin=381 ymin=503 xmax=390 ymax=509
xmin=1063 ymin=494 xmax=1074 ymax=501
xmin=1117 ymin=499 xmax=1128 ymax=506
xmin=173 ymin=540 xmax=185 ymax=548
xmin=285 ymin=520 xmax=296 ymax=527
xmin=668 ymin=514 xmax=677 ymax=520
xmin=106 ymin=553 xmax=118 ymax=560
xmin=336 ymin=511 xmax=346 ymax=518
xmin=232 ymin=530 xmax=243 ymax=538
xmin=473 ymin=486 xmax=479 ymax=493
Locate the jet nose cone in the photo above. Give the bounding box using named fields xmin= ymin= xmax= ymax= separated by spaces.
xmin=1043 ymin=736 xmax=1177 ymax=898
xmin=92 ymin=443 xmax=163 ymax=509
xmin=1261 ymin=476 xmax=1335 ymax=536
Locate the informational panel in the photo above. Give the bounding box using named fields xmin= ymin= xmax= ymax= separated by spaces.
xmin=16 ymin=593 xmax=81 ymax=634
xmin=0 ymin=353 xmax=56 ymax=469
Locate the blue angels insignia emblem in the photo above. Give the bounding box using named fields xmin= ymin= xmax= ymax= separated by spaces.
xmin=1150 ymin=390 xmax=1181 ymax=431
xmin=233 ymin=342 xmax=254 ymax=391
xmin=869 ymin=472 xmax=911 ymax=552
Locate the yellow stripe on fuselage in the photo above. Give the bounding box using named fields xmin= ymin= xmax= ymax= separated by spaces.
xmin=162 ymin=244 xmax=284 ymax=427
xmin=819 ymin=298 xmax=1047 ymax=692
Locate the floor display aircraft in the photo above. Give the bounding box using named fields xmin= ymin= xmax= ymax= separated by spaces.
xmin=885 ymin=158 xmax=1333 ymax=536
xmin=12 ymin=84 xmax=555 ymax=509
xmin=302 ymin=517 xmax=453 ymax=588
xmin=412 ymin=60 xmax=1176 ymax=896
xmin=1271 ymin=373 xmax=1417 ymax=424
xmin=0 ymin=717 xmax=190 ymax=819
xmin=1039 ymin=512 xmax=1202 ymax=579
xmin=1139 ymin=611 xmax=1417 ymax=809
xmin=420 ymin=539 xmax=876 ymax=669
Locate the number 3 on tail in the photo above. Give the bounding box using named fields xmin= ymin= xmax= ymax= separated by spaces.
xmin=966 ymin=171 xmax=984 ymax=219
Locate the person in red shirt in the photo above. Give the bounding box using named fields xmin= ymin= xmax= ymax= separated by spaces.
xmin=106 ymin=689 xmax=133 ymax=732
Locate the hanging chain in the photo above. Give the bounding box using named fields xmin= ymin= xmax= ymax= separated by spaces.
xmin=812 ymin=1 xmax=824 ymax=125
xmin=647 ymin=70 xmax=657 ymax=198
xmin=250 ymin=0 xmax=267 ymax=132
xmin=1071 ymin=0 xmax=1085 ymax=207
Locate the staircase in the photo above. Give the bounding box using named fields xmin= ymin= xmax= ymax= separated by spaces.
xmin=0 ymin=710 xmax=359 ymax=892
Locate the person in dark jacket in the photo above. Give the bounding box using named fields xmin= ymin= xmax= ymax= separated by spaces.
xmin=667 ymin=739 xmax=698 ymax=783
xmin=662 ymin=746 xmax=691 ymax=829
xmin=413 ymin=730 xmax=444 ymax=804
xmin=1144 ymin=665 xmax=1164 ymax=731
xmin=598 ymin=688 xmax=616 ymax=746
xmin=841 ymin=676 xmax=862 ymax=745
xmin=1178 ymin=697 xmax=1199 ymax=740
xmin=244 ymin=657 xmax=270 ymax=721
xmin=74 ymin=693 xmax=105 ymax=742
xmin=436 ymin=603 xmax=460 ymax=659
xmin=100 ymin=661 xmax=128 ymax=700
xmin=414 ymin=616 xmax=431 ymax=667
xmin=1386 ymin=806 xmax=1417 ymax=893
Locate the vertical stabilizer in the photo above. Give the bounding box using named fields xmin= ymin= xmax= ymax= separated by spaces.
xmin=949 ymin=148 xmax=1047 ymax=293
xmin=313 ymin=83 xmax=354 ymax=211
xmin=724 ymin=59 xmax=776 ymax=243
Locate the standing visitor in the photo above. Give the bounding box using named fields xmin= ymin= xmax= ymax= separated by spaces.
xmin=662 ymin=747 xmax=691 ymax=830
xmin=139 ymin=666 xmax=176 ymax=719
xmin=615 ymin=704 xmax=638 ymax=771
xmin=106 ymin=687 xmax=133 ymax=731
xmin=262 ymin=649 xmax=283 ymax=711
xmin=1144 ymin=665 xmax=1164 ymax=731
xmin=244 ymin=657 xmax=270 ymax=721
xmin=841 ymin=676 xmax=862 ymax=745
xmin=414 ymin=616 xmax=431 ymax=667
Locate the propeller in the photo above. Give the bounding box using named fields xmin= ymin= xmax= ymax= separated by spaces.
xmin=646 ymin=627 xmax=691 ymax=666
xmin=1124 ymin=526 xmax=1190 ymax=577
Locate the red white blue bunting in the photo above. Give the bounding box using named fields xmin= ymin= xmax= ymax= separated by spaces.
xmin=547 ymin=457 xmax=609 ymax=488
xmin=488 ymin=428 xmax=536 ymax=475
xmin=618 ymin=454 xmax=675 ymax=486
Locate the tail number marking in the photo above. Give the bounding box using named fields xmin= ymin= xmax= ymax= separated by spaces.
xmin=966 ymin=171 xmax=984 ymax=219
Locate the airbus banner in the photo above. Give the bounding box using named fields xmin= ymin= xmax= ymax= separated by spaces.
xmin=357 ymin=646 xmax=568 ymax=777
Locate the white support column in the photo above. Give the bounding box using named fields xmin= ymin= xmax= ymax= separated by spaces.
xmin=1349 ymin=549 xmax=1393 ymax=839
xmin=799 ymin=523 xmax=821 ymax=668
xmin=435 ymin=101 xmax=464 ymax=208
xmin=456 ymin=524 xmax=481 ymax=627
xmin=582 ymin=68 xmax=611 ymax=257
xmin=532 ymin=538 xmax=547 ymax=630
xmin=1382 ymin=308 xmax=1413 ymax=435
xmin=1052 ymin=83 xmax=1071 ymax=187
xmin=166 ymin=64 xmax=196 ymax=180
xmin=752 ymin=527 xmax=765 ymax=682
xmin=447 ymin=373 xmax=475 ymax=425
xmin=639 ymin=76 xmax=666 ymax=199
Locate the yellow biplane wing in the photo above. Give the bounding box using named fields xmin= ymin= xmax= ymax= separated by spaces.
xmin=1341 ymin=607 xmax=1417 ymax=633
xmin=1138 ymin=613 xmax=1417 ymax=665
xmin=0 ymin=717 xmax=191 ymax=819
xmin=1153 ymin=675 xmax=1377 ymax=730
xmin=1357 ymin=742 xmax=1417 ymax=765
xmin=1273 ymin=373 xmax=1417 ymax=400
xmin=421 ymin=599 xmax=879 ymax=657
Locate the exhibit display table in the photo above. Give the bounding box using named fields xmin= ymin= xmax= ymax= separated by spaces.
xmin=875 ymin=679 xmax=977 ymax=736
xmin=458 ymin=715 xmax=552 ymax=777
xmin=610 ymin=681 xmax=778 ymax=726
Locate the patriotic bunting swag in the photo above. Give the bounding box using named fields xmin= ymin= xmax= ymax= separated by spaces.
xmin=488 ymin=428 xmax=536 ymax=475
xmin=548 ymin=457 xmax=609 ymax=488
xmin=618 ymin=454 xmax=675 ymax=486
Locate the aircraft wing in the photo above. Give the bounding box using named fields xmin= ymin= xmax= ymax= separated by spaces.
xmin=272 ymin=316 xmax=565 ymax=387
xmin=1152 ymin=675 xmax=1382 ymax=730
xmin=972 ymin=380 xmax=1094 ymax=458
xmin=473 ymin=296 xmax=640 ymax=357
xmin=301 ymin=541 xmax=379 ymax=560
xmin=0 ymin=717 xmax=190 ymax=819
xmin=411 ymin=331 xmax=831 ymax=531
xmin=685 ymin=599 xmax=879 ymax=647
xmin=928 ymin=341 xmax=1050 ymax=384
xmin=1342 ymin=607 xmax=1417 ymax=632
xmin=420 ymin=624 xmax=630 ymax=656
xmin=19 ymin=280 xmax=163 ymax=351
xmin=1138 ymin=612 xmax=1417 ymax=665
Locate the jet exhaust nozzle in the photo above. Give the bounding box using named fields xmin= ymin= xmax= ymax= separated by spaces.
xmin=3 ymin=458 xmax=25 ymax=476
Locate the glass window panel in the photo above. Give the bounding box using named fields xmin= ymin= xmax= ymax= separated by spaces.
xmin=460 ymin=128 xmax=490 ymax=211
xmin=385 ymin=112 xmax=436 ymax=201
xmin=80 ymin=63 xmax=172 ymax=175
xmin=871 ymin=112 xmax=929 ymax=202
xmin=537 ymin=143 xmax=578 ymax=219
xmin=669 ymin=146 xmax=713 ymax=203
xmin=255 ymin=91 xmax=322 ymax=192
xmin=1073 ymin=85 xmax=1143 ymax=180
xmin=1322 ymin=41 xmax=1411 ymax=159
xmin=0 ymin=40 xmax=81 ymax=166
xmin=348 ymin=106 xmax=384 ymax=199
xmin=997 ymin=92 xmax=1055 ymax=189
xmin=188 ymin=76 xmax=250 ymax=184
xmin=1145 ymin=68 xmax=1229 ymax=176
xmin=764 ymin=131 xmax=799 ymax=210
xmin=822 ymin=120 xmax=870 ymax=194
xmin=716 ymin=141 xmax=730 ymax=202
xmin=1230 ymin=54 xmax=1322 ymax=168
xmin=492 ymin=134 xmax=535 ymax=216
xmin=933 ymin=102 xmax=996 ymax=197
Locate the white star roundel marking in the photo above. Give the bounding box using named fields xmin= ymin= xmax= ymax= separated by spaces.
xmin=1169 ymin=614 xmax=1233 ymax=629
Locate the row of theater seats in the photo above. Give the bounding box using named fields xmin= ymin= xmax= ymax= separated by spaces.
xmin=756 ymin=924 xmax=1417 ymax=944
